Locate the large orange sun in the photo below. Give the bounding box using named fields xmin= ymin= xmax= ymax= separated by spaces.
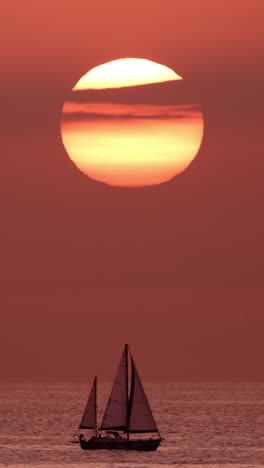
xmin=61 ymin=58 xmax=203 ymax=187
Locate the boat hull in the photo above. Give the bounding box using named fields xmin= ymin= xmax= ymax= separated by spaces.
xmin=80 ymin=437 xmax=161 ymax=451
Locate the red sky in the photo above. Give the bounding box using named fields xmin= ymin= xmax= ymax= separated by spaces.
xmin=0 ymin=0 xmax=263 ymax=380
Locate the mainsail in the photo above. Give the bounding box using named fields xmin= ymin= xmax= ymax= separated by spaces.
xmin=79 ymin=376 xmax=97 ymax=430
xmin=128 ymin=358 xmax=159 ymax=433
xmin=100 ymin=347 xmax=128 ymax=430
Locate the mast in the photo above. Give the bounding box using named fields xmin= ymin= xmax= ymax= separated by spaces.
xmin=125 ymin=344 xmax=129 ymax=440
xmin=95 ymin=376 xmax=98 ymax=437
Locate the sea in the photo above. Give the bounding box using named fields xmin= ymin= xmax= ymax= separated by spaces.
xmin=0 ymin=381 xmax=264 ymax=468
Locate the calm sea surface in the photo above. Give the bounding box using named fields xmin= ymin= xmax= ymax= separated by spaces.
xmin=0 ymin=382 xmax=263 ymax=468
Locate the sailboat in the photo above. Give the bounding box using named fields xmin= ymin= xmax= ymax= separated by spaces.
xmin=78 ymin=344 xmax=162 ymax=450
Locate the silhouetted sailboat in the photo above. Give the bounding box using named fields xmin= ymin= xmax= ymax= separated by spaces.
xmin=79 ymin=344 xmax=162 ymax=450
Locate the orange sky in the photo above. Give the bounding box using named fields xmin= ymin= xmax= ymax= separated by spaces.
xmin=0 ymin=0 xmax=263 ymax=381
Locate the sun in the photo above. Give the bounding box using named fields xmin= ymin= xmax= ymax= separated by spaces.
xmin=61 ymin=58 xmax=203 ymax=187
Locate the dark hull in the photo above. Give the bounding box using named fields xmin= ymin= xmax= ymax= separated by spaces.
xmin=80 ymin=437 xmax=161 ymax=451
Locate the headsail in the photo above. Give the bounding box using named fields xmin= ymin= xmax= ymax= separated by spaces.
xmin=100 ymin=346 xmax=128 ymax=430
xmin=128 ymin=357 xmax=159 ymax=433
xmin=79 ymin=376 xmax=97 ymax=430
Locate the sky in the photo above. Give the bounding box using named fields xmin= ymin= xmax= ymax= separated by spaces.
xmin=0 ymin=0 xmax=263 ymax=381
